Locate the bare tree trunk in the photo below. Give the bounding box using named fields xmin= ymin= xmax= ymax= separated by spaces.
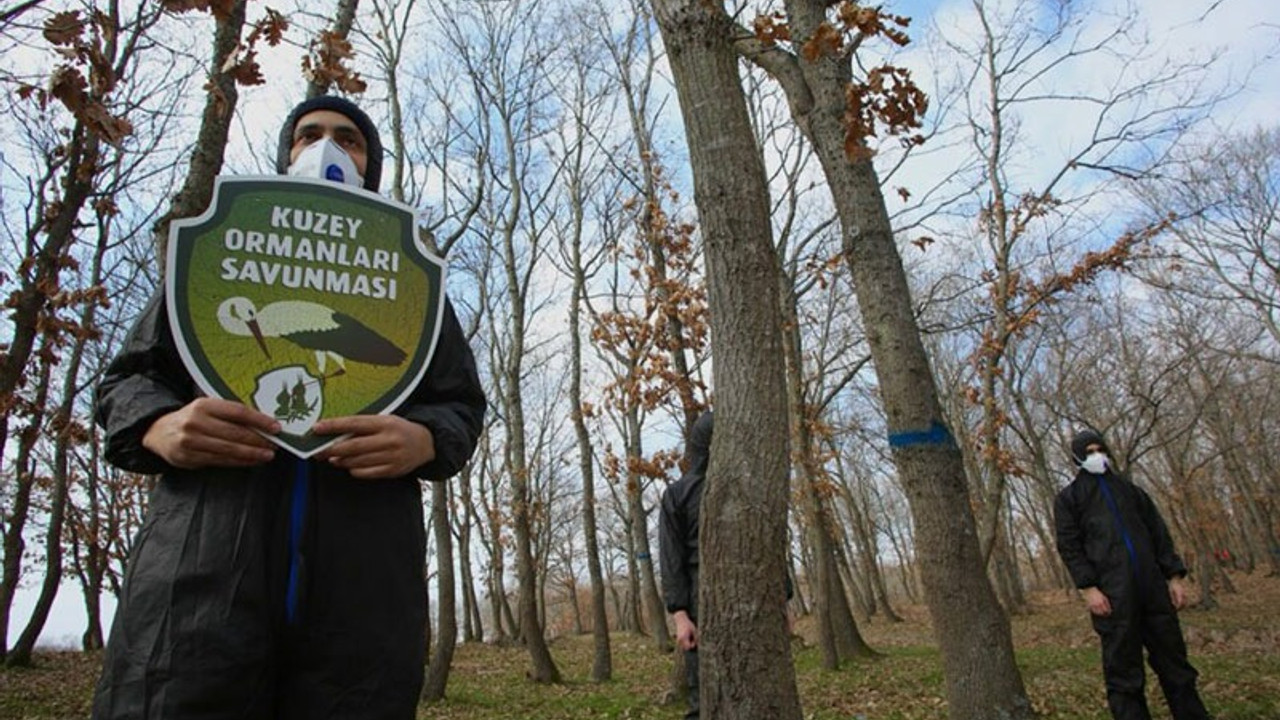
xmin=780 ymin=266 xmax=858 ymax=667
xmin=5 ymin=419 xmax=65 ymax=650
xmin=483 ymin=488 xmax=510 ymax=641
xmin=567 ymin=203 xmax=613 ymax=679
xmin=726 ymin=2 xmax=1034 ymax=716
xmin=422 ymin=480 xmax=457 ymax=700
xmin=0 ymin=120 xmax=103 ymax=658
xmin=8 ymin=184 xmax=113 ymax=665
xmin=455 ymin=475 xmax=483 ymax=642
xmin=833 ymin=454 xmax=903 ymax=622
xmin=504 ymin=276 xmax=561 ymax=681
xmin=499 ymin=581 xmax=518 ymax=640
xmin=878 ymin=484 xmax=919 ymax=603
xmin=1199 ymin=367 xmax=1280 ymax=577
xmin=623 ymin=413 xmax=672 ymax=651
xmin=825 ymin=536 xmax=874 ymax=659
xmin=1005 ymin=390 xmax=1074 ymax=590
xmin=69 ymin=426 xmax=107 ymax=652
xmin=798 ymin=478 xmax=837 ymax=667
xmin=535 ymin=502 xmax=553 ymax=635
xmin=566 ymin=577 xmax=583 ymax=635
xmin=608 ymin=584 xmax=624 ymax=634
xmin=835 ymin=539 xmax=871 ymax=620
xmin=651 ymin=2 xmax=802 ymax=717
xmin=153 ymin=0 xmax=248 ymax=259
xmin=990 ymin=531 xmax=1027 ymax=613
xmin=621 ymin=520 xmax=643 ymax=635
xmin=0 ymin=343 xmax=54 ymax=660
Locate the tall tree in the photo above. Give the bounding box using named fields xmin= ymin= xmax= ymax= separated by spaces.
xmin=732 ymin=3 xmax=1034 ymax=716
xmin=437 ymin=0 xmax=562 ymax=682
xmin=777 ymin=256 xmax=874 ymax=666
xmin=650 ymin=1 xmax=802 ymax=717
xmin=421 ymin=478 xmax=457 ymax=700
xmin=926 ymin=0 xmax=1222 ymax=613
xmin=6 ymin=148 xmax=115 ymax=666
xmin=828 ymin=441 xmax=903 ymax=623
xmin=151 ymin=0 xmax=262 ymax=259
xmin=754 ymin=81 xmax=875 ymax=663
xmin=0 ymin=0 xmax=175 ymax=661
xmin=549 ymin=0 xmax=624 ymax=677
xmin=589 ymin=148 xmax=705 ymax=653
xmin=587 ymin=0 xmax=709 ymax=656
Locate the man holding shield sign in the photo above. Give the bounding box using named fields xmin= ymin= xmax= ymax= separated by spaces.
xmin=92 ymin=96 xmax=486 ymax=720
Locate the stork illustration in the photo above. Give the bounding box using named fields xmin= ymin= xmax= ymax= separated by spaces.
xmin=217 ymin=297 xmax=407 ymax=376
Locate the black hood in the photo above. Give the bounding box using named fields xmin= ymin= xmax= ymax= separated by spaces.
xmin=683 ymin=411 xmax=713 ymax=478
xmin=276 ymin=95 xmax=383 ymax=192
xmin=1069 ymin=428 xmax=1110 ymax=465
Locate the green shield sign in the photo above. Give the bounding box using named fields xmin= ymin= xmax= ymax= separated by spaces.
xmin=167 ymin=176 xmax=445 ymax=458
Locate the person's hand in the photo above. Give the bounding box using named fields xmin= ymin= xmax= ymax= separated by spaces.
xmin=313 ymin=414 xmax=435 ymax=479
xmin=1168 ymin=576 xmax=1189 ymax=610
xmin=143 ymin=397 xmax=279 ymax=469
xmin=673 ymin=610 xmax=698 ymax=652
xmin=1082 ymin=586 xmax=1112 ymax=617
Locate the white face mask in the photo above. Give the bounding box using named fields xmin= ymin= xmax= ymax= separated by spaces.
xmin=1081 ymin=451 xmax=1109 ymax=475
xmin=287 ymin=138 xmax=363 ymax=188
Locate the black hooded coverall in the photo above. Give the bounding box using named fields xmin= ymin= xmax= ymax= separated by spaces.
xmin=658 ymin=412 xmax=792 ymax=720
xmin=91 ymin=96 xmax=486 ymax=720
xmin=1054 ymin=432 xmax=1210 ymax=720
xmin=659 ymin=412 xmax=712 ymax=720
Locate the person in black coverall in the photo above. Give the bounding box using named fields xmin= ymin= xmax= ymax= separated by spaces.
xmin=91 ymin=96 xmax=486 ymax=720
xmin=659 ymin=411 xmax=791 ymax=720
xmin=1054 ymin=429 xmax=1211 ymax=720
xmin=659 ymin=412 xmax=713 ymax=720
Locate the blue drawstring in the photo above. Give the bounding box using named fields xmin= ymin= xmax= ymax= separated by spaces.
xmin=1097 ymin=475 xmax=1140 ymax=584
xmin=285 ymin=460 xmax=309 ymax=625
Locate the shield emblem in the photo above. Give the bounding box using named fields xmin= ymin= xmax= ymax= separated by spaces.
xmin=167 ymin=176 xmax=445 ymax=458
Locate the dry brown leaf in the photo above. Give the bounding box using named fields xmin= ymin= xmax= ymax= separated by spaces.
xmin=43 ymin=10 xmax=84 ymax=46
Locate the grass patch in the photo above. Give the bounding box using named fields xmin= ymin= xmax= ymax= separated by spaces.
xmin=4 ymin=573 xmax=1277 ymax=719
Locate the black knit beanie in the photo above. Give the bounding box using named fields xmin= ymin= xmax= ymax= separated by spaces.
xmin=1069 ymin=429 xmax=1109 ymax=465
xmin=276 ymin=95 xmax=383 ymax=192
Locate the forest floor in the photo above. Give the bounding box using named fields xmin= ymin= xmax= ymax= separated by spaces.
xmin=3 ymin=571 xmax=1278 ymax=719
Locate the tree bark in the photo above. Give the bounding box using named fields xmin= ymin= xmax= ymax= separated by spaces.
xmin=567 ymin=202 xmax=613 ymax=680
xmin=624 ymin=413 xmax=673 ymax=650
xmin=502 ymin=190 xmax=562 ymax=683
xmin=651 ymin=1 xmax=802 ymax=717
xmin=0 ymin=342 xmax=55 ymax=661
xmin=455 ymin=474 xmax=483 ymax=642
xmin=834 ymin=456 xmax=903 ymax=622
xmin=422 ymin=480 xmax=457 ymax=700
xmin=730 ymin=2 xmax=1034 ymax=716
xmin=8 ymin=190 xmax=112 ymax=666
xmin=780 ymin=267 xmax=867 ymax=666
xmin=153 ymin=0 xmax=248 ymax=260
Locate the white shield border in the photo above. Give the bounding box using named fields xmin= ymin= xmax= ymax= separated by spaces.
xmin=166 ymin=175 xmax=447 ymax=459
